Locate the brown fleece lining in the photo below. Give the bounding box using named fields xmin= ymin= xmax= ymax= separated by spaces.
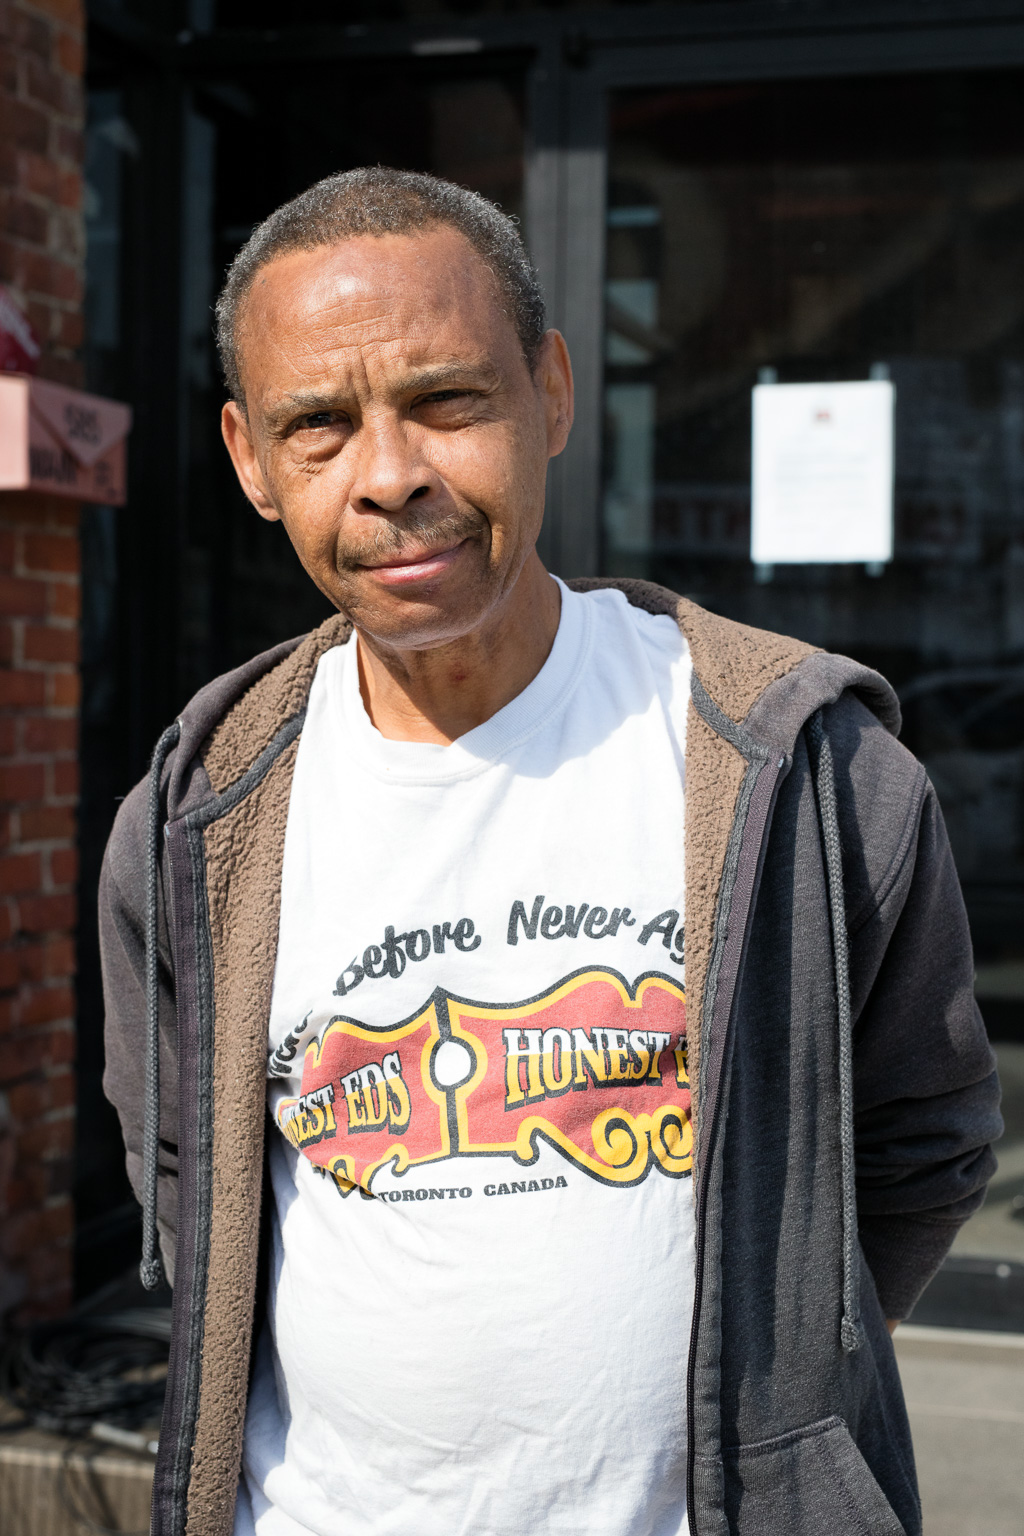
xmin=185 ymin=576 xmax=820 ymax=1532
xmin=567 ymin=578 xmax=816 ymax=1115
xmin=682 ymin=705 xmax=747 ymax=1118
xmin=202 ymin=613 xmax=353 ymax=793
xmin=567 ymin=578 xmax=818 ymax=724
xmin=185 ymin=742 xmax=299 ymax=1536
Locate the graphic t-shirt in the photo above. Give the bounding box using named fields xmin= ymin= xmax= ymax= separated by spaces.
xmin=235 ymin=580 xmax=696 ymax=1536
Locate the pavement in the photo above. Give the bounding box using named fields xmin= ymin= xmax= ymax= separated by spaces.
xmin=895 ymin=1324 xmax=1024 ymax=1536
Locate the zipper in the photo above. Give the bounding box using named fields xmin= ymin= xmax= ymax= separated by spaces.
xmin=148 ymin=714 xmax=307 ymax=1536
xmin=150 ymin=816 xmax=213 ymax=1536
xmin=685 ymin=751 xmax=788 ymax=1534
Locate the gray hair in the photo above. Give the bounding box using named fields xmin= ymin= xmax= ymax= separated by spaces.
xmin=215 ymin=166 xmax=546 ymax=407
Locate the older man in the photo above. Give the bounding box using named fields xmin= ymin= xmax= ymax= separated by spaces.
xmin=102 ymin=168 xmax=1000 ymax=1536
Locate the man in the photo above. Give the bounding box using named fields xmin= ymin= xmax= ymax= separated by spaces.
xmin=102 ymin=168 xmax=1000 ymax=1536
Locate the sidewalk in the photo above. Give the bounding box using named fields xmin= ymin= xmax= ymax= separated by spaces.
xmin=895 ymin=1325 xmax=1024 ymax=1536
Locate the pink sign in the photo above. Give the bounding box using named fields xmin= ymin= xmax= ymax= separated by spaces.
xmin=0 ymin=375 xmax=132 ymax=504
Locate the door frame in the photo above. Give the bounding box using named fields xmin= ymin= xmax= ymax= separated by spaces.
xmin=522 ymin=0 xmax=1024 ymax=576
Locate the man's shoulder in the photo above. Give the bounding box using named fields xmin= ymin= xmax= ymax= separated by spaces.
xmin=108 ymin=611 xmax=353 ymax=865
xmin=568 ymin=577 xmax=901 ymax=744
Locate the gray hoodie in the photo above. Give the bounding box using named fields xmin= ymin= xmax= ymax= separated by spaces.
xmin=100 ymin=579 xmax=1001 ymax=1536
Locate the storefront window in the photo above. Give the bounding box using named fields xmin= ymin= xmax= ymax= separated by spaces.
xmin=603 ymin=71 xmax=1024 ymax=1291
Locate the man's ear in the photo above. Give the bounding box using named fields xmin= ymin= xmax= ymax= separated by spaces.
xmin=221 ymin=400 xmax=281 ymax=522
xmin=538 ymin=330 xmax=574 ymax=460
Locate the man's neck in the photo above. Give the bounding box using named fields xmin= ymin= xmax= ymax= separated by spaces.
xmin=354 ymin=556 xmax=562 ymax=744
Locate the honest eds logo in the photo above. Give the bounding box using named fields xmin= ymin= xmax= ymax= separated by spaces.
xmin=502 ymin=1023 xmax=686 ymax=1109
xmin=275 ymin=968 xmax=691 ymax=1196
xmin=340 ymin=1051 xmax=411 ymax=1135
xmin=281 ymin=1053 xmax=413 ymax=1148
xmin=279 ymin=1084 xmax=338 ymax=1151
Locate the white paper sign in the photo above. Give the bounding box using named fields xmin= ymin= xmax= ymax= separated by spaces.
xmin=751 ymin=379 xmax=894 ymax=565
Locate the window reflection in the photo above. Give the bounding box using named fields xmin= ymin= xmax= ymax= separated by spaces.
xmin=603 ymin=72 xmax=1024 ymax=1282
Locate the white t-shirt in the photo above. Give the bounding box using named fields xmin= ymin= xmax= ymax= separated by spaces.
xmin=236 ymin=580 xmax=696 ymax=1536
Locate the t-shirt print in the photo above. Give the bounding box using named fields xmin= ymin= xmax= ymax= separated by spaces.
xmin=273 ymin=963 xmax=690 ymax=1198
xmin=236 ymin=584 xmax=697 ymax=1536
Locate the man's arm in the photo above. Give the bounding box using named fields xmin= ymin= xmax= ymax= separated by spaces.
xmin=100 ymin=778 xmax=181 ymax=1285
xmin=848 ymin=772 xmax=1002 ymax=1322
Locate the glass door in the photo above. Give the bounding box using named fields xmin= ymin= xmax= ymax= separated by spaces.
xmin=600 ymin=67 xmax=1024 ymax=1315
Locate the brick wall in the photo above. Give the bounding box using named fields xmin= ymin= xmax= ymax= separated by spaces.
xmin=0 ymin=0 xmax=84 ymax=1319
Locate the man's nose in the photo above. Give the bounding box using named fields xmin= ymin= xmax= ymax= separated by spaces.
xmin=348 ymin=417 xmax=435 ymax=514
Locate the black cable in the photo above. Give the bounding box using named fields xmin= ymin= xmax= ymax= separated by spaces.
xmin=0 ymin=1307 xmax=170 ymax=1440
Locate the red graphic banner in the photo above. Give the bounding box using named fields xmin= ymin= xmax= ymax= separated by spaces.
xmin=275 ymin=968 xmax=689 ymax=1194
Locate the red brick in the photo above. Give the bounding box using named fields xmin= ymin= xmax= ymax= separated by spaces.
xmin=23 ymin=622 xmax=77 ymax=664
xmin=42 ymin=0 xmax=84 ymax=31
xmin=0 ymin=762 xmax=44 ymax=801
xmin=21 ymin=249 xmax=80 ymax=304
xmin=0 ymin=490 xmax=65 ymax=522
xmin=0 ymin=41 xmax=17 ymax=92
xmin=0 ymin=531 xmax=14 ymax=570
xmin=17 ymin=1114 xmax=74 ymax=1159
xmin=40 ymin=498 xmax=78 ymax=529
xmin=19 ymin=984 xmax=73 ymax=1026
xmin=21 ymin=716 xmax=74 ymax=752
xmin=11 ymin=10 xmax=52 ymax=62
xmin=48 ymin=670 xmax=78 ymax=708
xmin=15 ymin=891 xmax=73 ymax=932
xmin=55 ymin=168 xmax=79 ymax=211
xmin=47 ymin=1024 xmax=74 ymax=1066
xmin=22 ymin=532 xmax=77 ymax=574
xmin=43 ymin=934 xmax=73 ymax=976
xmin=36 ymin=354 xmax=83 ymax=388
xmin=0 ymin=575 xmax=46 ymax=617
xmin=55 ymin=124 xmax=82 ymax=163
xmin=49 ymin=846 xmax=75 ymax=884
xmin=11 ymin=1200 xmax=74 ymax=1253
xmin=0 ymin=850 xmax=41 ymax=892
xmin=0 ymin=96 xmax=48 ymax=155
xmin=0 ymin=621 xmax=14 ymax=665
xmin=0 ymin=905 xmax=14 ymax=944
xmin=0 ymin=1032 xmax=45 ymax=1078
xmin=48 ymin=1069 xmax=74 ymax=1110
xmin=53 ymin=306 xmax=81 ymax=350
xmin=0 ymin=236 xmax=17 ymax=282
xmin=21 ymin=150 xmax=57 ymax=201
xmin=0 ymin=950 xmax=22 ymax=988
xmin=55 ymin=29 xmax=81 ymax=77
xmin=1 ymin=944 xmax=46 ymax=985
xmin=19 ymin=804 xmax=74 ymax=840
xmin=0 ymin=191 xmax=48 ymax=245
xmin=0 ymin=670 xmax=45 ymax=706
xmin=5 ymin=1080 xmax=46 ymax=1121
xmin=48 ymin=579 xmax=79 ymax=620
xmin=25 ymin=55 xmax=78 ymax=117
xmin=0 ymin=144 xmax=17 ymax=190
xmin=52 ymin=758 xmax=76 ymax=795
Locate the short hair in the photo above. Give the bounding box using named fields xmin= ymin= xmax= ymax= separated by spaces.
xmin=215 ymin=166 xmax=546 ymax=407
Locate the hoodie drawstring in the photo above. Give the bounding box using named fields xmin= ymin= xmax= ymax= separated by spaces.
xmin=140 ymin=720 xmax=182 ymax=1292
xmin=808 ymin=709 xmax=863 ymax=1354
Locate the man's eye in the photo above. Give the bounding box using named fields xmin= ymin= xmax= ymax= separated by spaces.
xmin=422 ymin=391 xmax=472 ymax=406
xmin=301 ymin=412 xmax=338 ymax=429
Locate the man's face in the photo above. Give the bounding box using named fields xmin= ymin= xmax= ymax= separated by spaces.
xmin=221 ymin=228 xmax=572 ymax=652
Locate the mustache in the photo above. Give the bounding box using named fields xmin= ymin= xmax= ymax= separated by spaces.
xmin=337 ymin=507 xmax=485 ymax=571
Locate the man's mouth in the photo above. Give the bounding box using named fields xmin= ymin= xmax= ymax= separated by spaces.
xmin=357 ymin=539 xmax=469 ymax=586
